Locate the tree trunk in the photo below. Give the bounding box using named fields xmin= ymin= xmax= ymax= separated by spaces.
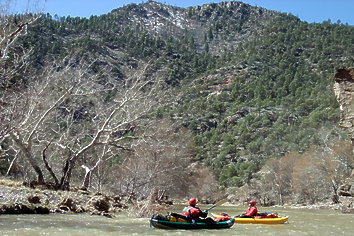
xmin=9 ymin=132 xmax=45 ymax=184
xmin=42 ymin=144 xmax=59 ymax=185
xmin=6 ymin=151 xmax=19 ymax=176
xmin=59 ymin=158 xmax=75 ymax=190
xmin=331 ymin=179 xmax=340 ymax=203
xmin=33 ymin=165 xmax=45 ymax=184
xmin=81 ymin=165 xmax=92 ymax=190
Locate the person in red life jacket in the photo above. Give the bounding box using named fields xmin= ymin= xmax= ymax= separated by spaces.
xmin=239 ymin=200 xmax=258 ymax=218
xmin=182 ymin=198 xmax=208 ymax=222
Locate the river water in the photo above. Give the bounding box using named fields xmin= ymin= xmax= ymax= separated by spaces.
xmin=0 ymin=206 xmax=353 ymax=236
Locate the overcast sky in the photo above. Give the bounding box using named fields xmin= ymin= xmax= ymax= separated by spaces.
xmin=11 ymin=0 xmax=354 ymax=25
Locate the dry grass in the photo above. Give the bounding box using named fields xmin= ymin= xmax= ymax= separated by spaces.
xmin=0 ymin=178 xmax=24 ymax=187
xmin=127 ymin=200 xmax=164 ymax=217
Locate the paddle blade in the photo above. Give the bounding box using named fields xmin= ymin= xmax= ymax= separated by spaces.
xmin=205 ymin=199 xmax=228 ymax=212
xmin=214 ymin=199 xmax=228 ymax=206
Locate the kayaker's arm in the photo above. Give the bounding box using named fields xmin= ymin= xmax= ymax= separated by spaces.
xmin=200 ymin=210 xmax=208 ymax=218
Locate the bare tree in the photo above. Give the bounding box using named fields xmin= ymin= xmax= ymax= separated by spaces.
xmin=0 ymin=1 xmax=38 ymax=59
xmin=261 ymin=152 xmax=297 ymax=205
xmin=317 ymin=141 xmax=353 ymax=203
xmin=110 ymin=118 xmax=193 ymax=200
xmin=260 ymin=138 xmax=353 ymax=205
xmin=186 ymin=164 xmax=223 ymax=201
xmin=2 ymin=58 xmax=167 ymax=190
xmin=0 ymin=0 xmax=41 ymax=140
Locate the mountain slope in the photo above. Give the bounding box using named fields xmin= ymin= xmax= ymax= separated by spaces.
xmin=11 ymin=1 xmax=354 ymax=189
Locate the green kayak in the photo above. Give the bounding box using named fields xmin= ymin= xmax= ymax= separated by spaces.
xmin=150 ymin=213 xmax=235 ymax=230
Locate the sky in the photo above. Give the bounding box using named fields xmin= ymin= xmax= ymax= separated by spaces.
xmin=11 ymin=0 xmax=354 ymax=26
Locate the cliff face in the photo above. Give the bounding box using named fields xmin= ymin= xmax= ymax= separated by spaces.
xmin=334 ymin=68 xmax=354 ymax=145
xmin=333 ymin=68 xmax=354 ymax=214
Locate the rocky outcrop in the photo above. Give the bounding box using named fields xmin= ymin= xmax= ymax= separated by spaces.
xmin=0 ymin=184 xmax=130 ymax=217
xmin=57 ymin=197 xmax=85 ymax=213
xmin=333 ymin=68 xmax=354 ymax=213
xmin=334 ymin=68 xmax=354 ymax=145
xmin=0 ymin=203 xmax=50 ymax=214
xmin=338 ymin=170 xmax=354 ymax=214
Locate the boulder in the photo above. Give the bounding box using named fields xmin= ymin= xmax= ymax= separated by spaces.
xmin=87 ymin=195 xmax=111 ymax=212
xmin=28 ymin=195 xmax=41 ymax=204
xmin=58 ymin=197 xmax=77 ymax=212
xmin=0 ymin=203 xmax=50 ymax=214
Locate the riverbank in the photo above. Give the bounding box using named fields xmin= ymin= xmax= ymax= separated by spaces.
xmin=0 ymin=179 xmax=131 ymax=217
xmin=1 ymin=178 xmax=353 ymax=217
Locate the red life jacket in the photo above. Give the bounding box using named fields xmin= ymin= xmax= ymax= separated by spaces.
xmin=182 ymin=206 xmax=201 ymax=219
xmin=245 ymin=206 xmax=258 ymax=217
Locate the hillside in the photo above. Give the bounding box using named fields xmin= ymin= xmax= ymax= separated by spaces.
xmin=1 ymin=1 xmax=353 ymax=205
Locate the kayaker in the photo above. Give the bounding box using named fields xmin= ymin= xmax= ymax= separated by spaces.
xmin=182 ymin=198 xmax=208 ymax=222
xmin=239 ymin=200 xmax=258 ymax=218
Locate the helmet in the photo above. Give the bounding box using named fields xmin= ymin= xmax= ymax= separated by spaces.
xmin=249 ymin=200 xmax=257 ymax=206
xmin=188 ymin=198 xmax=197 ymax=206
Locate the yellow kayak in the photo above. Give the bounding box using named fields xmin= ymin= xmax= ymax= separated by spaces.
xmin=212 ymin=213 xmax=289 ymax=224
xmin=234 ymin=216 xmax=289 ymax=224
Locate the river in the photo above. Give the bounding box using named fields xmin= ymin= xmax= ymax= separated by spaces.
xmin=0 ymin=206 xmax=353 ymax=235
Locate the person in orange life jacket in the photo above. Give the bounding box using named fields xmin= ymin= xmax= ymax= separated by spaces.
xmin=239 ymin=200 xmax=258 ymax=218
xmin=182 ymin=198 xmax=208 ymax=222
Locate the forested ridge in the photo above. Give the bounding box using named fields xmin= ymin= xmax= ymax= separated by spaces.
xmin=1 ymin=1 xmax=353 ymax=205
